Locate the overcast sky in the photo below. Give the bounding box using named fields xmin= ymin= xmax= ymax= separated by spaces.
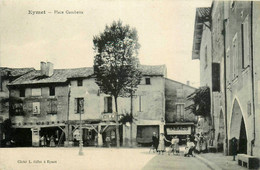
xmin=0 ymin=0 xmax=212 ymax=87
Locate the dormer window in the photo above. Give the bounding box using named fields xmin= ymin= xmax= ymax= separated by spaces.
xmin=145 ymin=78 xmax=151 ymax=85
xmin=49 ymin=86 xmax=55 ymax=96
xmin=77 ymin=79 xmax=83 ymax=86
xmin=20 ymin=89 xmax=25 ymax=97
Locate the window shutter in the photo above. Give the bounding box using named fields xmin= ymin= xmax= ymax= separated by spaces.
xmin=74 ymin=98 xmax=77 ymax=113
xmin=80 ymin=99 xmax=84 ymax=113
xmin=104 ymin=97 xmax=107 ymax=113
xmin=108 ymin=97 xmax=112 ymax=113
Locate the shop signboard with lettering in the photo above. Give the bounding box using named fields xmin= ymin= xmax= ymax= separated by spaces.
xmin=166 ymin=126 xmax=191 ymax=135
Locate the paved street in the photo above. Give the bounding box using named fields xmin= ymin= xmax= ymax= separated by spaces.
xmin=0 ymin=147 xmax=210 ymax=170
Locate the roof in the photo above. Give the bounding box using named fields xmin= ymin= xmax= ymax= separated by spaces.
xmin=192 ymin=7 xmax=211 ymax=60
xmin=165 ymin=78 xmax=197 ymax=90
xmin=0 ymin=67 xmax=34 ymax=77
xmin=139 ymin=65 xmax=167 ymax=76
xmin=9 ymin=65 xmax=166 ymax=86
xmin=9 ymin=67 xmax=93 ymax=85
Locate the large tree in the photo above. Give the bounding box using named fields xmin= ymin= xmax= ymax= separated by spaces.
xmin=93 ymin=20 xmax=142 ymax=147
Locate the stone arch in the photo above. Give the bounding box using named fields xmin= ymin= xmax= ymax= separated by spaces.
xmin=229 ymin=98 xmax=248 ymax=154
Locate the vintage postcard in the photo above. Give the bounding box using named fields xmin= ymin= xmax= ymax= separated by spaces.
xmin=0 ymin=0 xmax=259 ymax=170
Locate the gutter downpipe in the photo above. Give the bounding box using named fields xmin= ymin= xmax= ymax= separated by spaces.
xmin=250 ymin=1 xmax=256 ymax=156
xmin=223 ymin=16 xmax=228 ymax=156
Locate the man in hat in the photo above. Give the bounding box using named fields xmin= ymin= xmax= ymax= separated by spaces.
xmin=152 ymin=132 xmax=159 ymax=152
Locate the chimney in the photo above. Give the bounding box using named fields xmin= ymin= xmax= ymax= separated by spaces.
xmin=40 ymin=62 xmax=47 ymax=75
xmin=46 ymin=62 xmax=54 ymax=77
xmin=186 ymin=81 xmax=190 ymax=86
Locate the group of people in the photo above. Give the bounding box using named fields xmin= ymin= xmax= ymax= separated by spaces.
xmin=194 ymin=133 xmax=208 ymax=154
xmin=152 ymin=132 xmax=180 ymax=155
xmin=40 ymin=135 xmax=57 ymax=147
xmin=151 ymin=132 xmax=196 ymax=157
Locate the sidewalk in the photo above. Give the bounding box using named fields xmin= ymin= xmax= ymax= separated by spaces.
xmin=195 ymin=153 xmax=252 ymax=170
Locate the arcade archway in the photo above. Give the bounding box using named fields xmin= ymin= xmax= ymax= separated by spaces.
xmin=229 ymin=99 xmax=247 ymax=154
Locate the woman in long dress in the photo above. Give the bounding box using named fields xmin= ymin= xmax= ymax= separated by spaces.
xmin=158 ymin=133 xmax=169 ymax=155
xmin=49 ymin=135 xmax=55 ymax=147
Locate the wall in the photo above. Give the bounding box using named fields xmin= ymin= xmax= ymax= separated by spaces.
xmin=252 ymin=1 xmax=260 ymax=158
xmin=165 ymin=79 xmax=196 ymax=123
xmin=10 ymin=85 xmax=69 ymax=126
xmin=0 ymin=79 xmax=10 ymax=121
xmin=69 ymin=78 xmax=101 ymax=121
xmin=223 ymin=1 xmax=254 ymax=155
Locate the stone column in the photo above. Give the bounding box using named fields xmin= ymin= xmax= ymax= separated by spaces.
xmin=31 ymin=127 xmax=40 ymax=147
xmin=98 ymin=124 xmax=103 ymax=147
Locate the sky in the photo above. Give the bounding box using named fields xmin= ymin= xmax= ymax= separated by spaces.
xmin=0 ymin=0 xmax=212 ymax=87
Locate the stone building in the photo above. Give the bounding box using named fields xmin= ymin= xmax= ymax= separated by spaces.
xmin=5 ymin=62 xmax=196 ymax=147
xmin=0 ymin=67 xmax=34 ymax=146
xmin=192 ymin=1 xmax=260 ymax=158
xmin=192 ymin=6 xmax=224 ymax=152
xmin=165 ymin=79 xmax=197 ymax=145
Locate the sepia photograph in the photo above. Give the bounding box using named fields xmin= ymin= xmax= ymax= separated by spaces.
xmin=0 ymin=0 xmax=260 ymax=169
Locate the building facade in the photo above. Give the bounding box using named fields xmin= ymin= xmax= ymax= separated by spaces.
xmin=165 ymin=78 xmax=197 ymax=145
xmin=192 ymin=1 xmax=260 ymax=158
xmin=0 ymin=67 xmax=34 ymax=146
xmin=3 ymin=62 xmax=196 ymax=147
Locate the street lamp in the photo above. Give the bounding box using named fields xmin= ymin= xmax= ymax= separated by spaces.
xmin=79 ymin=99 xmax=84 ymax=156
xmin=78 ymin=90 xmax=88 ymax=155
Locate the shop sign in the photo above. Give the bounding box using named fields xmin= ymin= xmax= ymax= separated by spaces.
xmin=166 ymin=126 xmax=191 ymax=135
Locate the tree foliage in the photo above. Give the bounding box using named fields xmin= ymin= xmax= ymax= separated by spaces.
xmin=93 ymin=20 xmax=142 ymax=147
xmin=185 ymin=86 xmax=211 ymax=118
xmin=119 ymin=113 xmax=136 ymax=124
xmin=93 ymin=20 xmax=142 ymax=99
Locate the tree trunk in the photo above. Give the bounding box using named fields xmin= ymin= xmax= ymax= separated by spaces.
xmin=130 ymin=91 xmax=133 ymax=147
xmin=114 ymin=96 xmax=120 ymax=148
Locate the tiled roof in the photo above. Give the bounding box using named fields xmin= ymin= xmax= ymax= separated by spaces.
xmin=196 ymin=7 xmax=211 ymax=18
xmin=9 ymin=67 xmax=93 ymax=85
xmin=192 ymin=7 xmax=211 ymax=60
xmin=0 ymin=67 xmax=34 ymax=77
xmin=139 ymin=65 xmax=166 ymax=76
xmin=8 ymin=65 xmax=166 ymax=85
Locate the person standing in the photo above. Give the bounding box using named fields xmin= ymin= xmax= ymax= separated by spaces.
xmin=157 ymin=133 xmax=168 ymax=155
xmin=49 ymin=135 xmax=55 ymax=147
xmin=152 ymin=132 xmax=159 ymax=152
xmin=172 ymin=136 xmax=180 ymax=155
xmin=40 ymin=135 xmax=46 ymax=147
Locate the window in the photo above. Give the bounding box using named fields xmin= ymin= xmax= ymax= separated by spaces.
xmin=33 ymin=102 xmax=40 ymax=115
xmin=145 ymin=78 xmax=151 ymax=85
xmin=20 ymin=89 xmax=25 ymax=97
xmin=232 ymin=34 xmax=238 ymax=79
xmin=204 ymin=46 xmax=208 ymax=68
xmin=47 ymin=99 xmax=57 ymax=114
xmin=77 ymin=79 xmax=83 ymax=86
xmin=241 ymin=15 xmax=250 ymax=68
xmin=32 ymin=88 xmax=41 ymax=96
xmin=75 ymin=98 xmax=84 ymax=114
xmin=11 ymin=103 xmax=24 ymax=115
xmin=230 ymin=0 xmax=235 ymax=9
xmin=49 ymin=86 xmax=55 ymax=96
xmin=176 ymin=104 xmax=185 ymax=120
xmin=104 ymin=97 xmax=112 ymax=113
